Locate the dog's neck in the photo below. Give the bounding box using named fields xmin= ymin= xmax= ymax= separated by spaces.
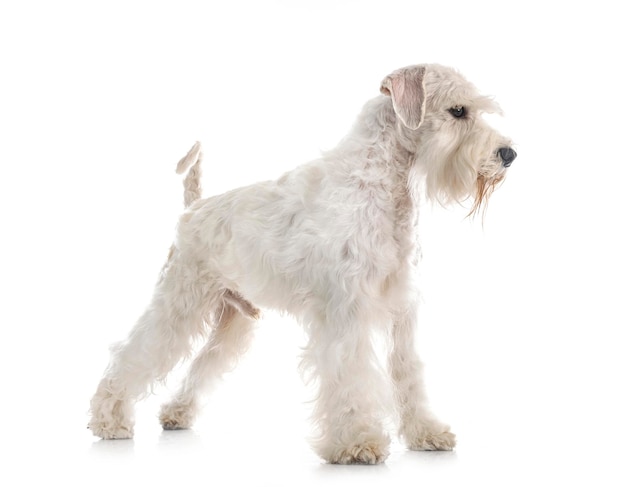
xmin=327 ymin=96 xmax=422 ymax=258
xmin=331 ymin=95 xmax=423 ymax=201
xmin=335 ymin=95 xmax=415 ymax=164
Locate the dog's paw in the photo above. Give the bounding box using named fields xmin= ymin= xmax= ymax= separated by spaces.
xmin=159 ymin=401 xmax=195 ymax=430
xmin=326 ymin=441 xmax=390 ymax=465
xmin=88 ymin=420 xmax=134 ymax=440
xmin=89 ymin=392 xmax=135 ymax=439
xmin=408 ymin=429 xmax=456 ymax=451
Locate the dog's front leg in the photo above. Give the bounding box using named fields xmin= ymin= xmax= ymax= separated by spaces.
xmin=303 ymin=312 xmax=391 ymax=465
xmin=389 ymin=302 xmax=456 ymax=451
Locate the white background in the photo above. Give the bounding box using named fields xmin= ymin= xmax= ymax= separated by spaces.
xmin=1 ymin=1 xmax=625 ymax=485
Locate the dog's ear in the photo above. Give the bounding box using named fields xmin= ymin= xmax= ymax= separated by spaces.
xmin=380 ymin=66 xmax=426 ymax=130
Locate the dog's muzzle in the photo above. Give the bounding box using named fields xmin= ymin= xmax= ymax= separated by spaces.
xmin=498 ymin=147 xmax=517 ymax=167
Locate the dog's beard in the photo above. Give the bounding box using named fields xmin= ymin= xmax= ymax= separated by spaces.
xmin=468 ymin=173 xmax=505 ymax=218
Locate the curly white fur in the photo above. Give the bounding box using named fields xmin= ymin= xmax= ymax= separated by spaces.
xmin=89 ymin=64 xmax=515 ymax=464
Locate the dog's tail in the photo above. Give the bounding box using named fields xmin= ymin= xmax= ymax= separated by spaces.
xmin=175 ymin=141 xmax=203 ymax=208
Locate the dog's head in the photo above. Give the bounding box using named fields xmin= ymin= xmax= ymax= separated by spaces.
xmin=380 ymin=64 xmax=515 ymax=217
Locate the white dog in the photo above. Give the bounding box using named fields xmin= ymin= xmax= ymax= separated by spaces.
xmin=89 ymin=64 xmax=516 ymax=464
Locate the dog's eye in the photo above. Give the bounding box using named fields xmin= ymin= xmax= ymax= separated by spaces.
xmin=449 ymin=106 xmax=466 ymax=118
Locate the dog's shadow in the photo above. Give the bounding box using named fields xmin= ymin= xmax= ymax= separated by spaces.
xmin=400 ymin=449 xmax=458 ymax=465
xmin=89 ymin=437 xmax=135 ymax=456
xmin=89 ymin=428 xmax=205 ymax=458
xmin=314 ymin=449 xmax=457 ymax=476
xmin=314 ymin=460 xmax=390 ymax=481
xmin=158 ymin=428 xmax=203 ymax=446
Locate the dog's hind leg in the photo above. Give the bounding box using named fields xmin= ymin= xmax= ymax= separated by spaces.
xmin=159 ymin=291 xmax=259 ymax=430
xmin=89 ymin=142 xmax=206 ymax=439
xmin=88 ymin=258 xmax=211 ymax=439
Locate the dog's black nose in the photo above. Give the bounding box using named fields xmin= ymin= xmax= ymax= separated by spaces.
xmin=498 ymin=147 xmax=517 ymax=167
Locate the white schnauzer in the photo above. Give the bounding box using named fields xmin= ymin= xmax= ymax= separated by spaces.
xmin=89 ymin=64 xmax=516 ymax=464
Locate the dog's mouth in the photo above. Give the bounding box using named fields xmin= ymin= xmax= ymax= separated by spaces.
xmin=468 ymin=172 xmax=506 ymax=218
